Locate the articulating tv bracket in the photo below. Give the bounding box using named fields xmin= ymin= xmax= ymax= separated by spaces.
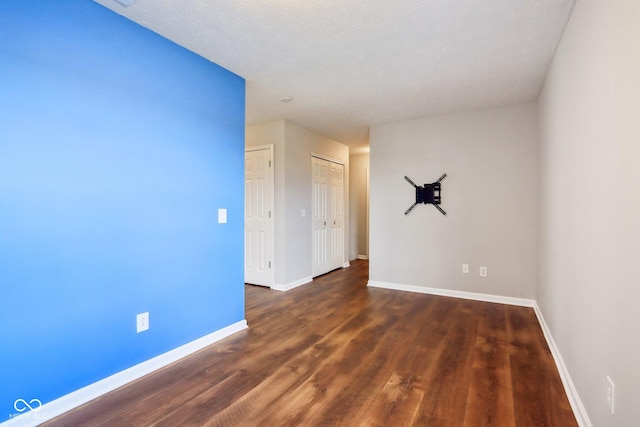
xmin=404 ymin=174 xmax=447 ymax=216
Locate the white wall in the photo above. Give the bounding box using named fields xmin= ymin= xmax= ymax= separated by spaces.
xmin=349 ymin=152 xmax=369 ymax=261
xmin=538 ymin=0 xmax=640 ymax=425
xmin=246 ymin=120 xmax=350 ymax=287
xmin=369 ymin=103 xmax=538 ymax=299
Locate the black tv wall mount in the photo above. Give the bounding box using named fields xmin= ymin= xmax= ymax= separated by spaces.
xmin=404 ymin=174 xmax=447 ymax=216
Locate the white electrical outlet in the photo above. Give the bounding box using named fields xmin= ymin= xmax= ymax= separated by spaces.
xmin=479 ymin=266 xmax=488 ymax=277
xmin=462 ymin=264 xmax=469 ymax=274
xmin=137 ymin=312 xmax=149 ymax=333
xmin=606 ymin=376 xmax=615 ymax=414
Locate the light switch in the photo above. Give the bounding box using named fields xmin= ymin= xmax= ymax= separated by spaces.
xmin=218 ymin=208 xmax=227 ymax=224
xmin=136 ymin=312 xmax=149 ymax=333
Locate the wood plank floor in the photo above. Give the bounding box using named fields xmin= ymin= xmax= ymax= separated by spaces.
xmin=43 ymin=260 xmax=577 ymax=426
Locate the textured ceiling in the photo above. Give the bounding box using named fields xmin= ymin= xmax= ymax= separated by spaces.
xmin=94 ymin=0 xmax=576 ymax=148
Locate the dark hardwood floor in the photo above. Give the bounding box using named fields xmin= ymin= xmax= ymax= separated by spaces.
xmin=43 ymin=260 xmax=577 ymax=426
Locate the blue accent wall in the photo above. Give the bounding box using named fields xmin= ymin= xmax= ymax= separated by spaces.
xmin=0 ymin=1 xmax=245 ymax=421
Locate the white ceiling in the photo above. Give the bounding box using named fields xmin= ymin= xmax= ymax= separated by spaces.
xmin=94 ymin=0 xmax=576 ymax=149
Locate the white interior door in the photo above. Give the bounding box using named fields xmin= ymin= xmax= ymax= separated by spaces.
xmin=312 ymin=157 xmax=328 ymax=276
xmin=329 ymin=162 xmax=344 ymax=270
xmin=312 ymin=156 xmax=344 ymax=277
xmin=245 ymin=147 xmax=273 ymax=286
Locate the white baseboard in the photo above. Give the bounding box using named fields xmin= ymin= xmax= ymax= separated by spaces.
xmin=274 ymin=265 xmax=354 ymax=291
xmin=533 ymin=304 xmax=592 ymax=427
xmin=356 ymin=255 xmax=369 ymax=260
xmin=271 ymin=276 xmax=312 ymax=292
xmin=366 ymin=279 xmax=591 ymax=426
xmin=2 ymin=320 xmax=248 ymax=427
xmin=367 ymin=280 xmax=535 ymax=307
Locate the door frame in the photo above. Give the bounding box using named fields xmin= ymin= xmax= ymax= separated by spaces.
xmin=245 ymin=144 xmax=275 ymax=287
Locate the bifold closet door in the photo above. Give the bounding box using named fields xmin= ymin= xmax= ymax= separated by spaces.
xmin=312 ymin=157 xmax=344 ymax=277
